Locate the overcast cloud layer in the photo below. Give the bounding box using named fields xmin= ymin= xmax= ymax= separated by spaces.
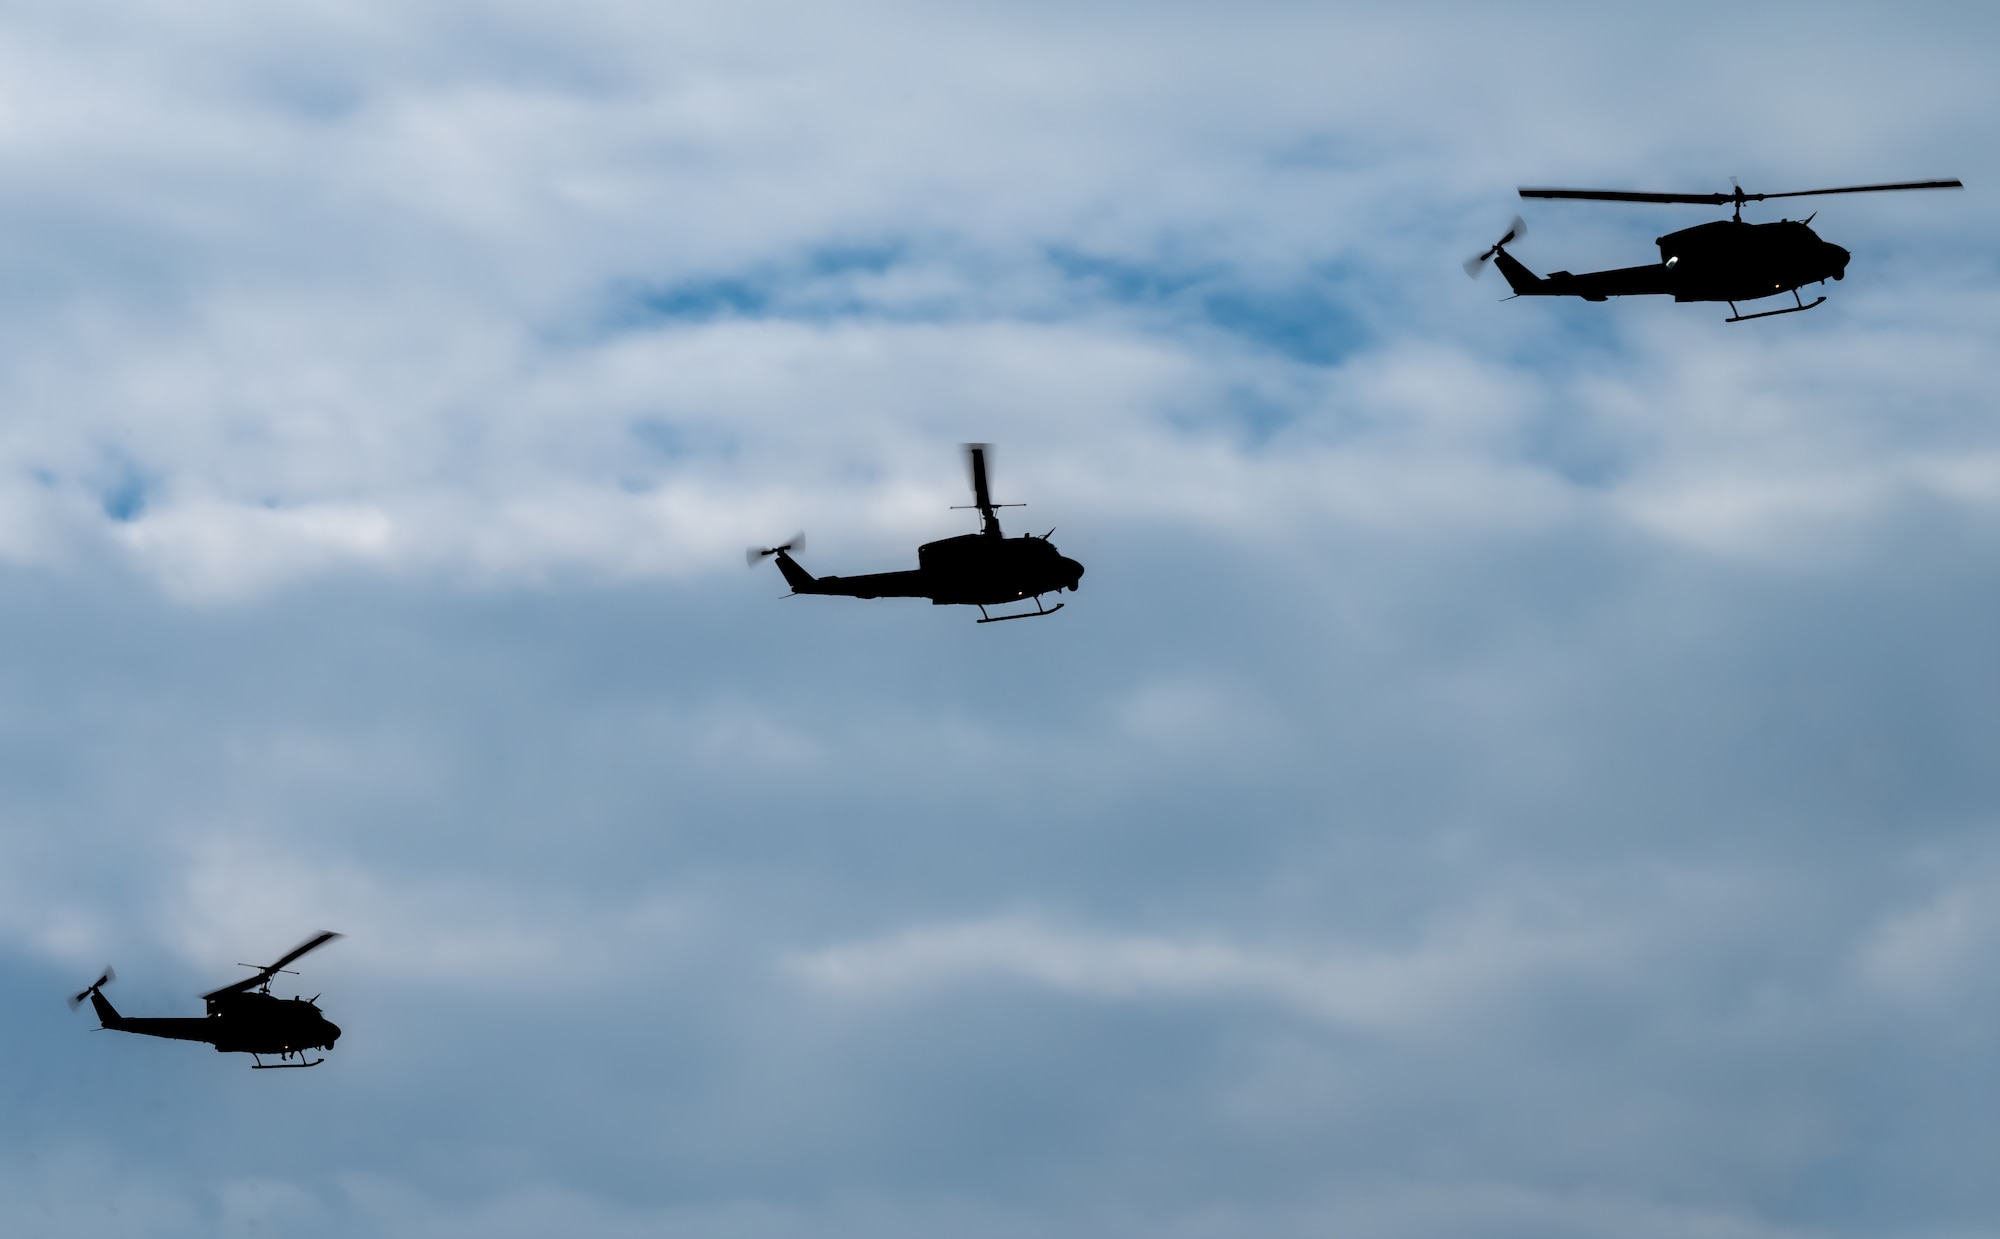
xmin=4 ymin=2 xmax=2000 ymax=1236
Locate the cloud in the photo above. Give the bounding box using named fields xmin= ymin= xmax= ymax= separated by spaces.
xmin=112 ymin=497 xmax=397 ymax=601
xmin=1853 ymin=855 xmax=2000 ymax=1008
xmin=791 ymin=912 xmax=1611 ymax=1031
xmin=1 ymin=2 xmax=1998 ymax=1238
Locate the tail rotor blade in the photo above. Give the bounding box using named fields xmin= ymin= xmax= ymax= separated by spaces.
xmin=747 ymin=532 xmax=805 ymax=567
xmin=68 ymin=966 xmax=113 ymax=1010
xmin=1464 ymin=216 xmax=1527 ymax=280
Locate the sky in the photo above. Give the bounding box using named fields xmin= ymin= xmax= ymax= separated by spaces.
xmin=2 ymin=1 xmax=1999 ymax=1235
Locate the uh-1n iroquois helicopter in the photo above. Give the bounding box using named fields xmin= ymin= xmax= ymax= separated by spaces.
xmin=750 ymin=444 xmax=1084 ymax=623
xmin=1467 ymin=178 xmax=1963 ymax=322
xmin=69 ymin=931 xmax=343 ymax=1069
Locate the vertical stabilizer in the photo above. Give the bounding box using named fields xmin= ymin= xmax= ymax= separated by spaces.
xmin=773 ymin=551 xmax=817 ymax=592
xmin=89 ymin=989 xmax=125 ymax=1029
xmin=1492 ymin=250 xmax=1545 ymax=295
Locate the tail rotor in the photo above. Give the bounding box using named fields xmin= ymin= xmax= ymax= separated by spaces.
xmin=1463 ymin=216 xmax=1527 ymax=279
xmin=68 ymin=966 xmax=114 ymax=1011
xmin=746 ymin=532 xmax=805 ymax=567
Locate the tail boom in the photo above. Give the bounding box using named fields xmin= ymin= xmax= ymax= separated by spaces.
xmin=107 ymin=1016 xmax=220 ymax=1044
xmin=1497 ymin=254 xmax=1675 ymax=301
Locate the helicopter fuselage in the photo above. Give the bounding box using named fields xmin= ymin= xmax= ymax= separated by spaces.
xmin=1494 ymin=218 xmax=1851 ymax=307
xmin=1653 ymin=219 xmax=1850 ymax=302
xmin=72 ymin=931 xmax=344 ymax=1067
xmin=87 ymin=985 xmax=341 ymax=1058
xmin=916 ymin=531 xmax=1083 ymax=605
xmin=1481 ymin=177 xmax=1957 ymax=320
xmin=753 ymin=444 xmax=1084 ymax=622
xmin=773 ymin=530 xmax=1083 ymax=608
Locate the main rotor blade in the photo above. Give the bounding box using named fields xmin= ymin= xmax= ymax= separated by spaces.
xmin=267 ymin=931 xmax=343 ymax=974
xmin=1520 ymin=188 xmax=1737 ymax=204
xmin=965 ymin=443 xmax=994 ymax=515
xmin=1521 ymin=179 xmax=1962 ymax=205
xmin=203 ymin=931 xmax=343 ymax=1000
xmin=1757 ymin=179 xmax=1963 ymax=200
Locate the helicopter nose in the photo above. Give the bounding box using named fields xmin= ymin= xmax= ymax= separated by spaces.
xmin=1829 ymin=243 xmax=1850 ymax=280
xmin=1064 ymin=559 xmax=1084 ymax=591
xmin=323 ymin=1021 xmax=341 ymax=1045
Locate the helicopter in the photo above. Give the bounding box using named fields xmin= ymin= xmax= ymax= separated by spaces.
xmin=750 ymin=444 xmax=1084 ymax=623
xmin=1467 ymin=179 xmax=1962 ymax=321
xmin=69 ymin=931 xmax=344 ymax=1069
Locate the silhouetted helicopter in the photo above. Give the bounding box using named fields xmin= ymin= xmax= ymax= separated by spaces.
xmin=750 ymin=445 xmax=1084 ymax=623
xmin=69 ymin=931 xmax=343 ymax=1069
xmin=1468 ymin=179 xmax=1962 ymax=321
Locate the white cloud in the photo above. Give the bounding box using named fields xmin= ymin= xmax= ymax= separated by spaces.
xmin=2 ymin=2 xmax=1999 ymax=1236
xmin=790 ymin=911 xmax=1610 ymax=1031
xmin=112 ymin=497 xmax=397 ymax=602
xmin=1854 ymin=862 xmax=2000 ymax=1006
xmin=0 ymin=3 xmax=1985 ymax=606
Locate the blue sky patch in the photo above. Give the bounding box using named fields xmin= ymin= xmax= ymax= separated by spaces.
xmin=98 ymin=460 xmax=153 ymax=523
xmin=611 ymin=243 xmax=911 ymax=330
xmin=1048 ymin=247 xmax=1367 ymax=365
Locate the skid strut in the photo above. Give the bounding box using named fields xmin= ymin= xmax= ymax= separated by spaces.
xmin=976 ymin=596 xmax=1065 ymax=624
xmin=1727 ymin=287 xmax=1826 ymax=323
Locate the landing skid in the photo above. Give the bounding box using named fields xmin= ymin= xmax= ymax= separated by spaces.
xmin=976 ymin=597 xmax=1065 ymax=623
xmin=250 ymin=1054 xmax=324 ymax=1069
xmin=1727 ymin=289 xmax=1826 ymax=322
